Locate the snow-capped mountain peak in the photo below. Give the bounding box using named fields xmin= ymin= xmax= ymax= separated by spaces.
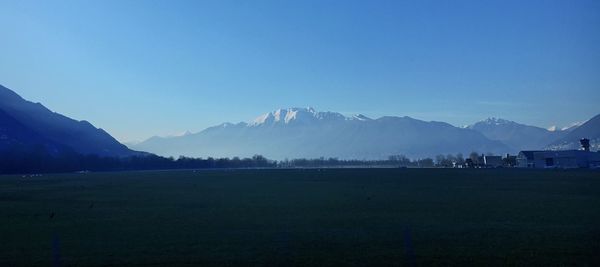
xmin=479 ymin=117 xmax=514 ymax=125
xmin=250 ymin=107 xmax=345 ymax=126
xmin=465 ymin=117 xmax=516 ymax=130
xmin=252 ymin=112 xmax=273 ymax=125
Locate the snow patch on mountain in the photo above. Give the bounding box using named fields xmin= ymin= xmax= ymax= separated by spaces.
xmin=352 ymin=114 xmax=372 ymax=121
xmin=561 ymin=121 xmax=585 ymax=131
xmin=250 ymin=107 xmax=353 ymax=126
xmin=474 ymin=117 xmax=515 ymax=126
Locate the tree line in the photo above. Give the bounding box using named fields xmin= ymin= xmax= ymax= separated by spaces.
xmin=0 ymin=144 xmax=276 ymax=174
xmin=0 ymin=144 xmax=509 ymax=174
xmin=278 ymin=156 xmax=435 ymax=168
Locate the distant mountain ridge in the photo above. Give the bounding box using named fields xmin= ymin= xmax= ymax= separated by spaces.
xmin=467 ymin=117 xmax=568 ymax=151
xmin=133 ymin=107 xmax=511 ymax=160
xmin=135 ymin=108 xmax=600 ymax=159
xmin=546 ymin=114 xmax=600 ymax=151
xmin=0 ymin=84 xmax=142 ymax=157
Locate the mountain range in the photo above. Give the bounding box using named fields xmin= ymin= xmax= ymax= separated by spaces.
xmin=1 ymin=84 xmax=598 ymax=160
xmin=0 ymin=84 xmax=141 ymax=157
xmin=466 ymin=118 xmax=569 ymax=151
xmin=131 ymin=107 xmax=599 ymax=160
xmin=133 ymin=108 xmax=510 ymax=159
xmin=546 ymin=114 xmax=600 ymax=151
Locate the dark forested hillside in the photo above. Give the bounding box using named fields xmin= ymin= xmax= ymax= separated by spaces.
xmin=0 ymin=84 xmax=142 ymax=157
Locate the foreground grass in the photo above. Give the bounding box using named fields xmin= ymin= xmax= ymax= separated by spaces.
xmin=1 ymin=169 xmax=599 ymax=266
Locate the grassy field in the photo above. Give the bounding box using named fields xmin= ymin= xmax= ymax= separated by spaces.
xmin=1 ymin=168 xmax=599 ymax=266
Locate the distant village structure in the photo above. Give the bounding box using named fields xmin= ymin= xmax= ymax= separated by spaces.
xmin=482 ymin=155 xmax=503 ymax=168
xmin=459 ymin=153 xmax=515 ymax=168
xmin=517 ymin=138 xmax=600 ymax=169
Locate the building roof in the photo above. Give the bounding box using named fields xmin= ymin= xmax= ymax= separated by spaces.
xmin=518 ymin=151 xmax=543 ymax=160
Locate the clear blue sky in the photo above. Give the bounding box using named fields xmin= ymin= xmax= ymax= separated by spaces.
xmin=1 ymin=0 xmax=599 ymax=142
